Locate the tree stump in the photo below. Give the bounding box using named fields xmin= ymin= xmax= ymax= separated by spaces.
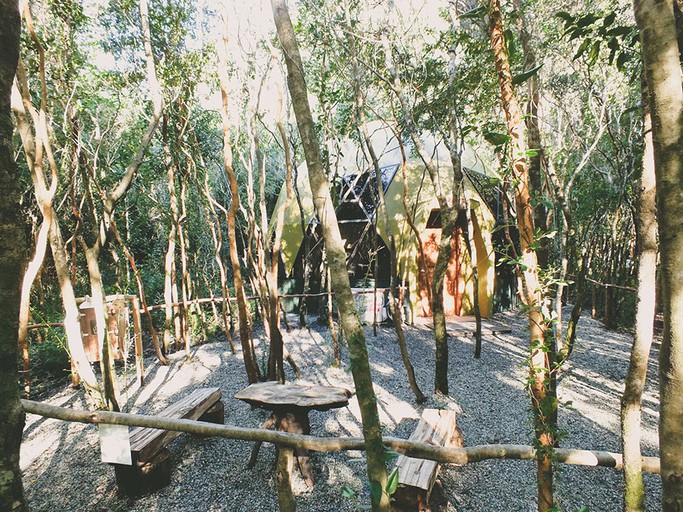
xmin=114 ymin=448 xmax=171 ymax=496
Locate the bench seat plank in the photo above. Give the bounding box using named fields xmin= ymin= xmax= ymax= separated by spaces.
xmin=396 ymin=409 xmax=459 ymax=491
xmin=130 ymin=387 xmax=221 ymax=463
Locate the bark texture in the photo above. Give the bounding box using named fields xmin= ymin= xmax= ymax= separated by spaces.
xmin=270 ymin=1 xmax=390 ymax=509
xmin=0 ymin=1 xmax=27 ymax=508
xmin=489 ymin=1 xmax=554 ymax=510
xmin=620 ymin=78 xmax=657 ymax=512
xmin=13 ymin=54 xmax=104 ymax=407
xmin=633 ymin=0 xmax=683 ymax=509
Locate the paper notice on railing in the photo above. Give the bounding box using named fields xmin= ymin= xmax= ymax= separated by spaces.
xmin=98 ymin=424 xmax=132 ymax=465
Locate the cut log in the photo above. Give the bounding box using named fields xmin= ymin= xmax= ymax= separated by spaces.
xmin=393 ymin=409 xmax=462 ymax=511
xmin=115 ymin=448 xmax=171 ymax=496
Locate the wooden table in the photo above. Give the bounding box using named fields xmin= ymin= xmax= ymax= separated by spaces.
xmin=235 ymin=381 xmax=352 ymax=486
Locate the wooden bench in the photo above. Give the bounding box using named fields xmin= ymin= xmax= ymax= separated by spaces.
xmin=114 ymin=387 xmax=224 ymax=495
xmin=392 ymin=409 xmax=462 ymax=511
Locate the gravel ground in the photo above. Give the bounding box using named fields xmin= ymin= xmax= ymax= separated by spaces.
xmin=21 ymin=309 xmax=661 ymax=511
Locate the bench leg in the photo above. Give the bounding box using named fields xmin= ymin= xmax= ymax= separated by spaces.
xmin=114 ymin=448 xmax=172 ymax=496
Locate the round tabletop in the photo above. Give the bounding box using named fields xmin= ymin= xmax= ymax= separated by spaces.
xmin=235 ymin=381 xmax=353 ymax=411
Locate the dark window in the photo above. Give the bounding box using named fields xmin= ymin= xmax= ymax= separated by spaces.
xmin=426 ymin=209 xmax=442 ymax=228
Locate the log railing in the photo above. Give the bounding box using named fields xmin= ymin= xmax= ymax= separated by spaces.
xmin=27 ymin=288 xmax=401 ymax=328
xmin=21 ymin=399 xmax=660 ymax=510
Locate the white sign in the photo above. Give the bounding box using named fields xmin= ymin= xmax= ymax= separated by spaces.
xmin=98 ymin=424 xmax=132 ymax=465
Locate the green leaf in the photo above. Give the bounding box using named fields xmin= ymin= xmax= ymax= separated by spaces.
xmin=539 ymin=396 xmax=559 ymax=418
xmin=574 ymin=39 xmax=590 ymax=60
xmin=380 ymin=449 xmax=400 ymax=462
xmin=567 ymin=27 xmax=585 ymax=41
xmin=483 ymin=131 xmax=510 ymax=146
xmin=620 ymin=106 xmax=639 ymax=119
xmin=512 ymin=64 xmax=543 ymax=85
xmin=603 ymin=12 xmax=616 ymax=27
xmin=607 ymin=38 xmax=619 ymax=65
xmin=341 ymin=485 xmax=356 ymax=499
xmin=369 ymin=480 xmax=383 ymax=502
xmin=607 ymin=25 xmax=632 ymax=37
xmin=587 ymin=41 xmax=601 ymax=65
xmin=555 ymin=11 xmax=574 ymax=23
xmin=386 ymin=468 xmax=399 ymax=495
xmin=576 ymin=14 xmax=598 ymax=27
xmin=616 ymin=52 xmax=629 ymax=71
xmin=504 ymin=28 xmax=516 ymax=56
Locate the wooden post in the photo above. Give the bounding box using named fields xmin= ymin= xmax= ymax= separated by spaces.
xmin=70 ymin=359 xmax=80 ymax=387
xmin=604 ymin=284 xmax=612 ymax=329
xmin=591 ymin=284 xmax=597 ymax=319
xmin=131 ymin=297 xmax=144 ymax=385
xmin=276 ymin=446 xmax=296 ymax=512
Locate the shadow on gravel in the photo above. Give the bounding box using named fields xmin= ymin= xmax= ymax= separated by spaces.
xmin=22 ymin=309 xmax=661 ymax=512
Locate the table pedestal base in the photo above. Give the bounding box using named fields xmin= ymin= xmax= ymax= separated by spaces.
xmin=248 ymin=409 xmax=314 ymax=487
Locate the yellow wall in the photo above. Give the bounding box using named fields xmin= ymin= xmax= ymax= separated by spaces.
xmin=273 ymin=161 xmax=496 ymax=319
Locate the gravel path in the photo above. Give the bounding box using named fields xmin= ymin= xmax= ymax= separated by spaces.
xmin=21 ymin=310 xmax=661 ymax=511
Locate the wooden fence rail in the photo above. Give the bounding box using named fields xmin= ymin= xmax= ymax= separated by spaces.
xmin=21 ymin=399 xmax=660 ymax=473
xmin=27 ymin=288 xmax=401 ymax=329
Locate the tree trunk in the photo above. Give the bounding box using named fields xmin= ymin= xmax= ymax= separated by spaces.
xmin=431 ymin=211 xmax=457 ymax=396
xmin=217 ymin=22 xmax=260 ymax=384
xmin=178 ymin=171 xmax=191 ymax=356
xmin=196 ymin=171 xmax=236 ymax=353
xmin=0 ymin=1 xmax=28 ymax=507
xmin=464 ymin=206 xmax=483 ymax=359
xmin=12 ymin=57 xmax=105 ymax=408
xmin=621 ymin=76 xmax=657 ymax=512
xmin=513 ymin=0 xmax=549 ymax=268
xmin=267 ymin=95 xmax=294 ymax=383
xmin=82 ymin=245 xmax=120 ymax=412
xmin=18 ymin=219 xmax=49 ymax=396
xmin=489 ymin=1 xmax=554 ymax=510
xmin=633 ymin=0 xmax=683 ymax=508
xmin=81 ymin=0 xmax=164 ymax=385
xmin=270 ymin=1 xmax=390 ymax=509
xmin=326 ymin=262 xmax=340 ymax=366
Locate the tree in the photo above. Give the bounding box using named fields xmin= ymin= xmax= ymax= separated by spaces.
xmin=0 ymin=0 xmax=27 ymax=509
xmin=270 ymin=1 xmax=391 ymax=509
xmin=12 ymin=4 xmax=105 ymax=408
xmin=217 ymin=11 xmax=260 ymax=384
xmin=633 ymin=0 xmax=683 ymax=508
xmin=488 ymin=1 xmax=555 ymax=509
xmin=620 ymin=77 xmax=657 ymax=512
